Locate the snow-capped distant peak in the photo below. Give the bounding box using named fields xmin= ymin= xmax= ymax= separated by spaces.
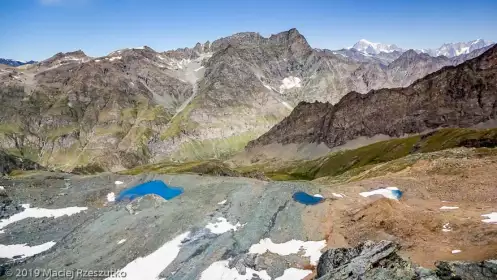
xmin=418 ymin=39 xmax=495 ymax=58
xmin=0 ymin=58 xmax=37 ymax=67
xmin=358 ymin=39 xmax=378 ymax=47
xmin=351 ymin=39 xmax=403 ymax=55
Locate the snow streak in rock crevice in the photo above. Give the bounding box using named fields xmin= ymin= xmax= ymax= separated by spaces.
xmin=0 ymin=241 xmax=56 ymax=259
xmin=0 ymin=204 xmax=88 ymax=230
xmin=106 ymin=231 xmax=190 ymax=280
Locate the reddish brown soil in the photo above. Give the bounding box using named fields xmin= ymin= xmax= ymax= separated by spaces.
xmin=302 ymin=152 xmax=497 ymax=268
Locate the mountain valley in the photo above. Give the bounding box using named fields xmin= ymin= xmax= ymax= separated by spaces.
xmin=1 ymin=29 xmax=495 ymax=172
xmin=2 ymin=23 xmax=497 ymax=280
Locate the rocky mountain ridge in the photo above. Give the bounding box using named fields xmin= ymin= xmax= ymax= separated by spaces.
xmin=247 ymin=44 xmax=497 ymax=151
xmin=1 ymin=29 xmax=495 ymax=171
xmin=346 ymin=38 xmax=495 ymax=59
xmin=423 ymin=39 xmax=495 ymax=57
xmin=351 ymin=39 xmax=403 ymax=54
xmin=0 ymin=58 xmax=36 ymax=67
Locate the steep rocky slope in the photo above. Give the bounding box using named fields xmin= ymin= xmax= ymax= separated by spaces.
xmin=0 ymin=47 xmax=198 ymax=171
xmin=248 ymin=45 xmax=497 ymax=153
xmin=0 ymin=29 xmax=493 ymax=171
xmin=124 ymin=30 xmax=497 ymax=163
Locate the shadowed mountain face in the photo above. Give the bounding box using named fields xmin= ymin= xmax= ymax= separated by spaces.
xmin=248 ymin=45 xmax=497 ymax=150
xmin=0 ymin=29 xmax=493 ymax=171
xmin=0 ymin=59 xmax=36 ymax=67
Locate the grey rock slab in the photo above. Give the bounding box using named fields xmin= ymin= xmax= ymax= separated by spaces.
xmin=1 ymin=173 xmax=324 ymax=280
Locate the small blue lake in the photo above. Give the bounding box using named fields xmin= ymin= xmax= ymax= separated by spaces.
xmin=391 ymin=189 xmax=403 ymax=200
xmin=292 ymin=191 xmax=324 ymax=205
xmin=116 ymin=180 xmax=184 ymax=201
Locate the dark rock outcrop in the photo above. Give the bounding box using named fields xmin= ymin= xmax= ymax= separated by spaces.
xmin=0 ymin=150 xmax=42 ymax=175
xmin=248 ymin=45 xmax=497 ymax=150
xmin=316 ymin=240 xmax=415 ymax=280
xmin=316 ymin=240 xmax=497 ymax=280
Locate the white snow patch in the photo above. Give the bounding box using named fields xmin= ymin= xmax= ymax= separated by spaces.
xmin=359 ymin=187 xmax=401 ymax=200
xmin=95 ymin=59 xmax=101 ymax=62
xmin=117 ymin=239 xmax=126 ymax=245
xmin=0 ymin=241 xmax=56 ymax=259
xmin=313 ymin=194 xmax=324 ymax=198
xmin=262 ymin=83 xmax=272 ymax=91
xmin=249 ymin=238 xmax=326 ymax=265
xmin=174 ymin=59 xmax=191 ymax=70
xmin=442 ymin=223 xmax=452 ymax=232
xmin=200 ymin=260 xmax=271 ymax=280
xmin=115 ymin=181 xmax=124 ymax=185
xmin=0 ymin=230 xmax=4 ymax=234
xmin=62 ymin=56 xmax=85 ymax=62
xmin=109 ymin=56 xmax=122 ymax=62
xmin=194 ymin=66 xmax=204 ymax=72
xmin=107 ymin=192 xmax=116 ymax=202
xmin=0 ymin=186 xmax=4 ymax=191
xmin=281 ymin=101 xmax=293 ymax=110
xmin=332 ymin=52 xmax=347 ymax=58
xmin=359 ymin=39 xmax=378 ymax=47
xmin=279 ymin=76 xmax=301 ymax=92
xmin=217 ymin=199 xmax=227 ymax=205
xmin=275 ymin=268 xmax=312 ymax=280
xmin=481 ymin=212 xmax=497 ymax=223
xmin=440 ymin=206 xmax=459 ymax=210
xmin=452 ymin=249 xmax=462 ymax=254
xmin=205 ymin=217 xmax=242 ymax=234
xmin=332 ymin=193 xmax=345 ymax=198
xmin=0 ymin=204 xmax=88 ymax=230
xmin=456 ymin=47 xmax=470 ymax=56
xmin=106 ymin=231 xmax=190 ymax=280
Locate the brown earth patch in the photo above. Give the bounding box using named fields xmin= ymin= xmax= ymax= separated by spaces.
xmin=302 ymin=149 xmax=497 ymax=268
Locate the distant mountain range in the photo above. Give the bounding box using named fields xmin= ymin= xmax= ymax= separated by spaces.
xmin=346 ymin=38 xmax=494 ymax=58
xmin=0 ymin=58 xmax=36 ymax=67
xmin=247 ymin=44 xmax=497 ymax=158
xmin=1 ymin=39 xmax=493 ymax=68
xmin=350 ymin=39 xmax=404 ymax=54
xmin=0 ymin=29 xmax=495 ymax=171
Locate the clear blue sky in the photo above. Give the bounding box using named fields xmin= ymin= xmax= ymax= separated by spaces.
xmin=1 ymin=0 xmax=496 ymax=61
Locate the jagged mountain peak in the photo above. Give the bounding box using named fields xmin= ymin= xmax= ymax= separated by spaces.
xmin=2 ymin=29 xmax=495 ymax=170
xmin=40 ymin=50 xmax=90 ymax=67
xmin=345 ymin=38 xmax=494 ymax=59
xmin=269 ymin=28 xmax=310 ymax=47
xmin=351 ymin=39 xmax=404 ymax=55
xmin=247 ymin=44 xmax=497 ymax=152
xmin=392 ymin=49 xmax=435 ymax=62
xmin=52 ymin=50 xmax=87 ymax=58
xmin=421 ymin=39 xmax=495 ymax=58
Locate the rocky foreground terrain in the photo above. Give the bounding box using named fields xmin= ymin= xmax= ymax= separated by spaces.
xmin=0 ymin=29 xmax=493 ymax=171
xmin=1 ymin=143 xmax=497 ymax=279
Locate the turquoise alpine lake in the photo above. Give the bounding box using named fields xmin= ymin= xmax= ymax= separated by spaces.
xmin=292 ymin=191 xmax=324 ymax=205
xmin=117 ymin=180 xmax=184 ymax=201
